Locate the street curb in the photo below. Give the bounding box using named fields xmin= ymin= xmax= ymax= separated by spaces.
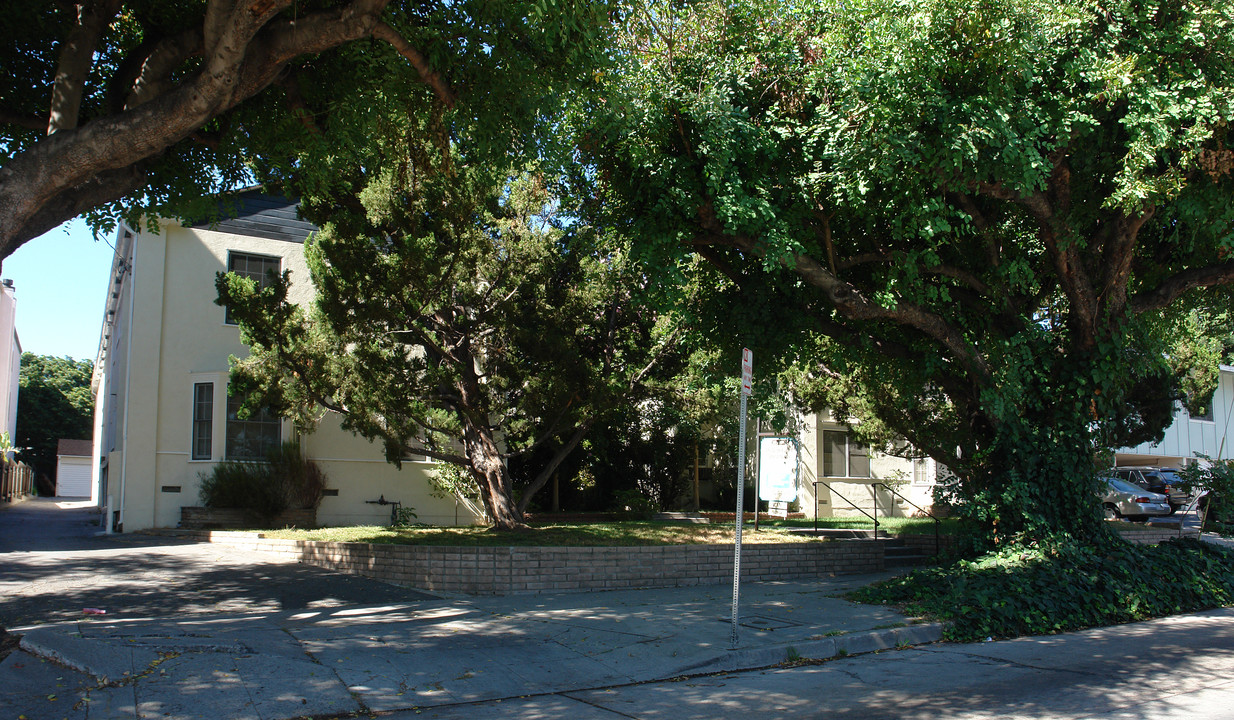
xmin=672 ymin=623 xmax=944 ymax=676
xmin=18 ymin=626 xmax=155 ymax=685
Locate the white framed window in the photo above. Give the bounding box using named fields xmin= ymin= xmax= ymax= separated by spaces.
xmin=225 ymin=251 xmax=281 ymax=325
xmin=1190 ymin=404 xmax=1215 ymax=422
xmin=406 ymin=431 xmax=466 ymax=463
xmin=823 ymin=430 xmax=870 ymax=478
xmin=191 ymin=382 xmax=214 ymax=460
xmin=225 ymin=393 xmax=281 ymax=460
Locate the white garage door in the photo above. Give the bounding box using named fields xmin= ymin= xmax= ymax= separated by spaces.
xmin=56 ymin=457 xmax=93 ymax=497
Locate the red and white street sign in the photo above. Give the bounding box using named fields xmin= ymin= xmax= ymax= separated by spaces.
xmin=740 ymin=348 xmax=752 ymax=396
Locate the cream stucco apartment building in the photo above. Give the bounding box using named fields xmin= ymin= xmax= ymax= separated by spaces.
xmin=91 ymin=192 xmax=481 ymax=533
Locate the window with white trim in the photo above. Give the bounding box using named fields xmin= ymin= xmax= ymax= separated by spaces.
xmin=225 ymin=251 xmax=281 ymax=324
xmin=191 ymin=382 xmax=213 ymax=460
xmin=822 ymin=430 xmax=870 ymax=478
xmin=1190 ymin=403 xmax=1214 ymax=422
xmin=225 ymin=393 xmax=281 ymax=460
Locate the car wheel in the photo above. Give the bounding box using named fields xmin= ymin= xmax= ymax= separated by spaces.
xmin=1103 ymin=504 xmax=1120 ymax=520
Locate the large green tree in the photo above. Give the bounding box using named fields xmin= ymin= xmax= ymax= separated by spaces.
xmin=15 ymin=354 xmax=94 ymax=486
xmin=218 ymin=133 xmax=679 ymax=529
xmin=576 ymin=0 xmax=1234 ymax=544
xmin=0 ymin=0 xmax=611 ymax=261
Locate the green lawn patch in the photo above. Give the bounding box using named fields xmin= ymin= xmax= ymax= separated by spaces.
xmin=851 ymin=536 xmax=1234 ymax=642
xmin=260 ymin=515 xmax=963 ymax=546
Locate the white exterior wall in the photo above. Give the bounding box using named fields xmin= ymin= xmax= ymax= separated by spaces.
xmin=0 ymin=281 xmax=20 ymax=444
xmin=94 ymin=216 xmax=482 ymax=532
xmin=1116 ymin=364 xmax=1234 ymax=467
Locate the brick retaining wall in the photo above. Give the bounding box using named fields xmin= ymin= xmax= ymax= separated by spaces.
xmin=158 ymin=527 xmax=1198 ymax=596
xmin=1119 ymin=527 xmax=1200 ymax=544
xmin=184 ymin=532 xmax=884 ymax=594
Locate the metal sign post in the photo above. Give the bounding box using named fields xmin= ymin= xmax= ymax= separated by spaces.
xmin=731 ymin=348 xmax=752 ymax=649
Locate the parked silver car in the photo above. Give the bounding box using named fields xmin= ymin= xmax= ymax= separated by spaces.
xmin=1101 ymin=477 xmax=1172 ymax=521
xmin=1113 ymin=466 xmax=1190 ymax=512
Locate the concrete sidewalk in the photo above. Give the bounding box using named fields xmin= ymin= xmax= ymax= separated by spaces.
xmin=0 ymin=573 xmax=940 ymax=719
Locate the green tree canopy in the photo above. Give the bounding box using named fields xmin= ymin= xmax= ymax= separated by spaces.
xmin=16 ymin=354 xmax=94 ymax=485
xmin=0 ymin=0 xmax=613 ymax=261
xmin=218 ymin=131 xmax=680 ymax=529
xmin=575 ymin=0 xmax=1234 ymax=544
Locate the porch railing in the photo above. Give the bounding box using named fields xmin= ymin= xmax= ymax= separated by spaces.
xmin=813 ymin=479 xmax=941 ymax=556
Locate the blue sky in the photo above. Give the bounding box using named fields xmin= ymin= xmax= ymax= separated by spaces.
xmin=3 ymin=219 xmax=117 ymax=362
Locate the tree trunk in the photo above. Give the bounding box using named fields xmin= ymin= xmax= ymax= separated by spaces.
xmin=952 ymin=354 xmax=1118 ymax=548
xmin=461 ymin=420 xmax=525 ymax=530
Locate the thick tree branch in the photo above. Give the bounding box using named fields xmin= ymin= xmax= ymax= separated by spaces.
xmin=125 ymin=28 xmax=206 ymax=109
xmin=695 ymin=202 xmax=992 ymax=383
xmin=0 ymin=0 xmax=397 ymax=260
xmin=1098 ymin=208 xmax=1154 ymax=312
xmin=15 ymin=166 xmax=148 ymax=245
xmin=516 ymin=422 xmax=592 ymax=515
xmin=370 ymin=22 xmax=457 ymax=108
xmin=48 ymin=0 xmax=123 ymax=133
xmin=1130 ymin=260 xmax=1234 ymax=313
xmin=922 ymin=265 xmax=991 ymax=296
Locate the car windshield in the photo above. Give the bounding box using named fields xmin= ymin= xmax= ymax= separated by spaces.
xmin=1159 ymin=470 xmax=1182 ymax=484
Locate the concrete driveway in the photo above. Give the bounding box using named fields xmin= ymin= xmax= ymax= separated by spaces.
xmin=0 ymin=497 xmax=436 ymax=629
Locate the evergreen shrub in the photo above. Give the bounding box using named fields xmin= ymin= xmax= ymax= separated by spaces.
xmin=198 ymin=441 xmax=326 ymax=522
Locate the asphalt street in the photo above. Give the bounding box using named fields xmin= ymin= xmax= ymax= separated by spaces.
xmin=0 ymin=497 xmax=435 ymax=628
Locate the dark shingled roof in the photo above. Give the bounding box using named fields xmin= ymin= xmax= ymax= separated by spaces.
xmin=57 ymin=439 xmax=93 ymax=457
xmin=190 ymin=191 xmax=317 ymax=243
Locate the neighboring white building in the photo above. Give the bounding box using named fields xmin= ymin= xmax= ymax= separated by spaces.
xmin=1116 ymin=364 xmax=1234 ymax=468
xmin=0 ymin=279 xmax=20 ymax=446
xmin=91 ymin=191 xmax=482 ymax=533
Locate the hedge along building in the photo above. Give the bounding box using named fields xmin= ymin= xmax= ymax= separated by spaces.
xmin=90 ymin=191 xmax=484 ymax=533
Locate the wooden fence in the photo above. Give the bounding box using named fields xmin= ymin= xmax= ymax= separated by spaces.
xmin=0 ymin=457 xmax=34 ymax=503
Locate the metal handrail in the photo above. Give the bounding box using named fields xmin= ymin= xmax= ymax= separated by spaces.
xmin=873 ymin=482 xmax=941 ymax=557
xmin=813 ymin=480 xmax=880 ymax=537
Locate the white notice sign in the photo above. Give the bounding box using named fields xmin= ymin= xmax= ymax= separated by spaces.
xmin=758 ymin=436 xmax=798 ymax=502
xmin=741 ymin=348 xmax=752 ymax=396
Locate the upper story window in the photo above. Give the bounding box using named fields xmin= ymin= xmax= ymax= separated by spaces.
xmin=225 ymin=251 xmax=281 ymax=325
xmin=822 ymin=430 xmax=870 ymax=478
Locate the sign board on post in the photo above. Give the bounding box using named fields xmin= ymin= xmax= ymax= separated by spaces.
xmin=757 ymin=436 xmax=799 ymax=504
xmin=740 ymin=348 xmax=753 ymax=396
